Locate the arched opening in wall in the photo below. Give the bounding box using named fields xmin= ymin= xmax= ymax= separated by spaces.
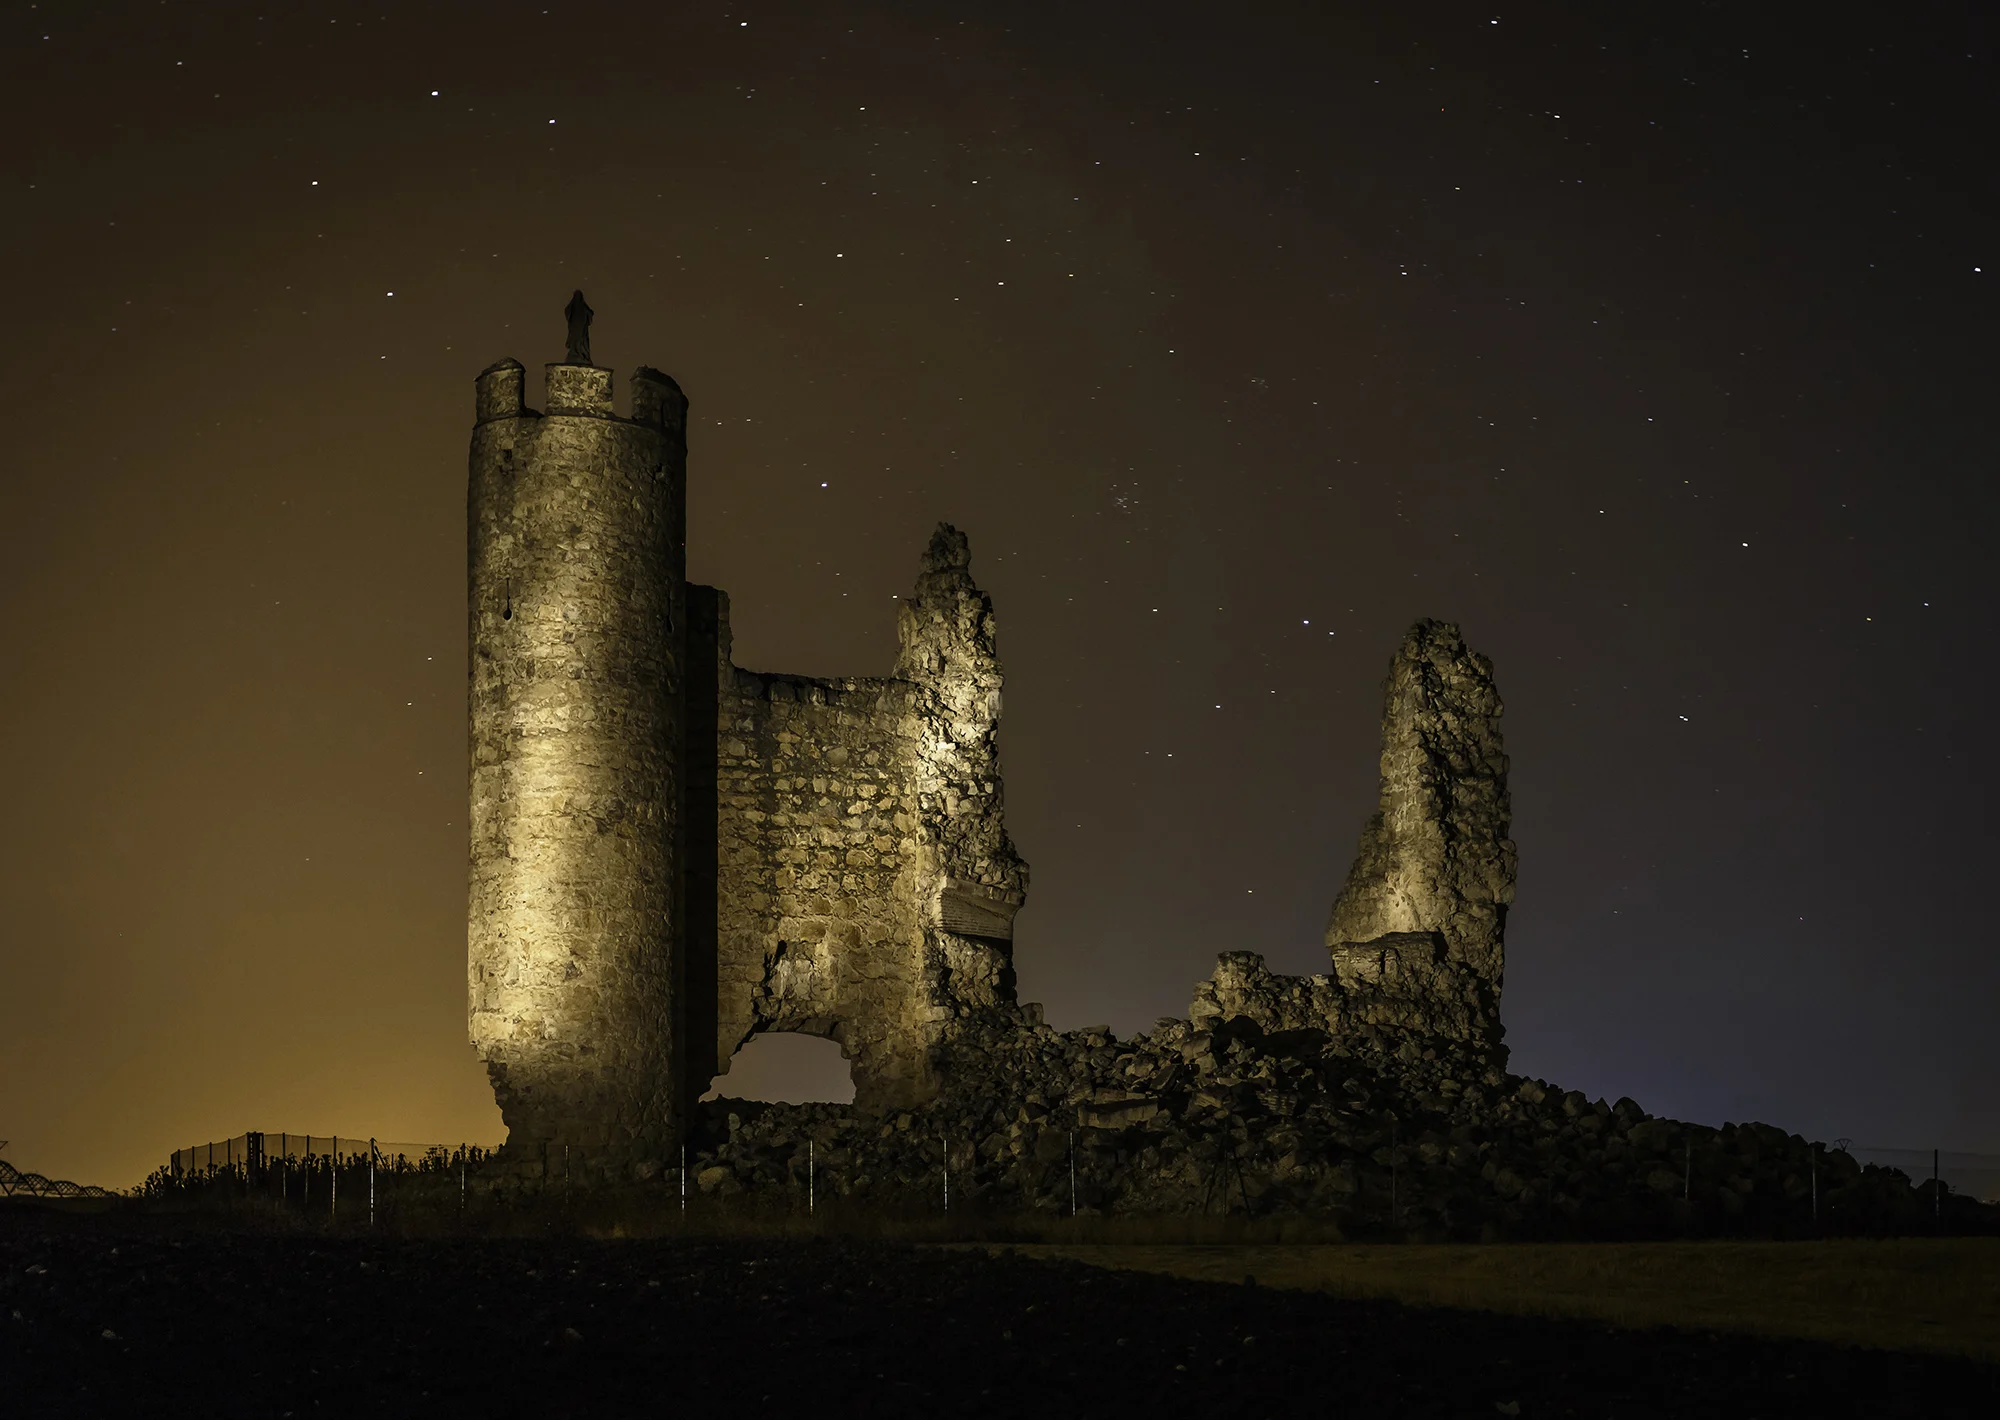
xmin=702 ymin=1032 xmax=855 ymax=1105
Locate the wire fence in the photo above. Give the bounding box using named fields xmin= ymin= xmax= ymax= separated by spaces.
xmin=147 ymin=1133 xmax=499 ymax=1226
xmin=91 ymin=1128 xmax=2000 ymax=1232
xmin=167 ymin=1134 xmax=466 ymax=1176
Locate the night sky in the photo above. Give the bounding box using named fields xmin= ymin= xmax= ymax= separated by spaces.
xmin=3 ymin=2 xmax=1994 ymax=1188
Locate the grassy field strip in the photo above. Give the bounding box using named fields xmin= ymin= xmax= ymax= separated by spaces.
xmin=992 ymin=1240 xmax=2000 ymax=1362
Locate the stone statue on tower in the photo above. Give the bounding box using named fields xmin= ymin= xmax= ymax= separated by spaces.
xmin=563 ymin=289 xmax=594 ymax=365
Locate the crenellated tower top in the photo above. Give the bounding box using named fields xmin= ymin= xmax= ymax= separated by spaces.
xmin=471 ymin=293 xmax=686 ymax=433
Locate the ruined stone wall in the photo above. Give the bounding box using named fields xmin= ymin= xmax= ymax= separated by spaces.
xmin=1323 ymin=619 xmax=1515 ymax=1046
xmin=459 ymin=313 xmax=1510 ymax=1174
xmin=893 ymin=526 xmax=1028 ymax=973
xmin=702 ymin=526 xmax=1028 ymax=1110
xmin=466 ymin=357 xmax=688 ymax=1172
xmin=466 ymin=324 xmax=1027 ymax=1145
xmin=1112 ymin=621 xmax=1515 ymax=1057
xmin=710 ymin=663 xmax=930 ymax=1103
xmin=456 ymin=395 xmax=1943 ymax=1235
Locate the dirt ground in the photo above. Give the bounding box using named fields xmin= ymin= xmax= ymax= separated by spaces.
xmin=3 ymin=1210 xmax=1995 ymax=1417
xmin=1005 ymin=1238 xmax=2000 ymax=1362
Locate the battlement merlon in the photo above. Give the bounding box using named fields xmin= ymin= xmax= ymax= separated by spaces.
xmin=631 ymin=366 xmax=688 ymax=434
xmin=544 ymin=363 xmax=615 ymax=416
xmin=474 ymin=359 xmax=527 ymax=423
xmin=474 ymin=358 xmax=687 ymax=431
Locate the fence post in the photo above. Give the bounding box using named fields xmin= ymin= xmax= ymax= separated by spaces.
xmin=1391 ymin=1122 xmax=1399 ymax=1225
xmin=942 ymin=1136 xmax=950 ymax=1216
xmin=1683 ymin=1139 xmax=1691 ymax=1202
xmin=1068 ymin=1131 xmax=1076 ymax=1217
xmin=680 ymin=1144 xmax=687 ymax=1215
xmin=368 ymin=1139 xmax=377 ymax=1230
xmin=808 ymin=1140 xmax=815 ymax=1217
xmin=331 ymin=1146 xmax=337 ymax=1224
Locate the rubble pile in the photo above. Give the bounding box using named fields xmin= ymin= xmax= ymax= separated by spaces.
xmin=688 ymin=963 xmax=1951 ymax=1237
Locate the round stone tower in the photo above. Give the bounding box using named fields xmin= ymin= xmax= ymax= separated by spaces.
xmin=466 ymin=296 xmax=689 ymax=1177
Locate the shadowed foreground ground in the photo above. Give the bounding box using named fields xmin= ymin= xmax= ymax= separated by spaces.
xmin=3 ymin=1214 xmax=1994 ymax=1417
xmin=1007 ymin=1239 xmax=2000 ymax=1363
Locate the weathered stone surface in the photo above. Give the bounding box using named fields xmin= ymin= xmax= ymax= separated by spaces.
xmin=466 ymin=342 xmax=689 ymax=1173
xmin=700 ymin=523 xmax=1027 ymax=1113
xmin=1324 ymin=619 xmax=1515 ymax=1047
xmin=462 ymin=313 xmax=1905 ymax=1234
xmin=467 ymin=309 xmax=1026 ymax=1167
xmin=686 ymin=975 xmax=1937 ymax=1236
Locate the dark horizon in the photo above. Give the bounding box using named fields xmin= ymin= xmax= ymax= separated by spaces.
xmin=2 ymin=1 xmax=1994 ymax=1188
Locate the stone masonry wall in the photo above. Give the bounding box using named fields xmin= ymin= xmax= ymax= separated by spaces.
xmin=456 ymin=365 xmax=1959 ymax=1236
xmin=701 ymin=526 xmax=1028 ymax=1110
xmin=1323 ymin=619 xmax=1515 ymax=1047
xmin=466 ymin=357 xmax=688 ymax=1173
xmin=711 ymin=666 xmax=929 ymax=1103
xmin=462 ymin=315 xmax=1517 ymax=1175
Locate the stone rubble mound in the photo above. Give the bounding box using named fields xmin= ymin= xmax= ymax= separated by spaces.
xmin=689 ymin=965 xmax=1947 ymax=1236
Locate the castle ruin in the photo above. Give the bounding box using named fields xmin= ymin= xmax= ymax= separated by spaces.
xmin=454 ymin=299 xmax=1960 ymax=1236
xmin=465 ymin=297 xmax=1506 ymax=1179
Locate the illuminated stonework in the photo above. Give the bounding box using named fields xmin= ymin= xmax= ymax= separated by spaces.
xmin=466 ymin=303 xmax=1515 ymax=1180
xmin=701 ymin=525 xmax=1026 ymax=1112
xmin=1322 ymin=619 xmax=1515 ymax=1040
xmin=466 ymin=348 xmax=689 ymax=1171
xmin=467 ymin=303 xmax=1025 ymax=1173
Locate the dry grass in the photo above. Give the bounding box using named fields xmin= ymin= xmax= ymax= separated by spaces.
xmin=994 ymin=1239 xmax=2000 ymax=1361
